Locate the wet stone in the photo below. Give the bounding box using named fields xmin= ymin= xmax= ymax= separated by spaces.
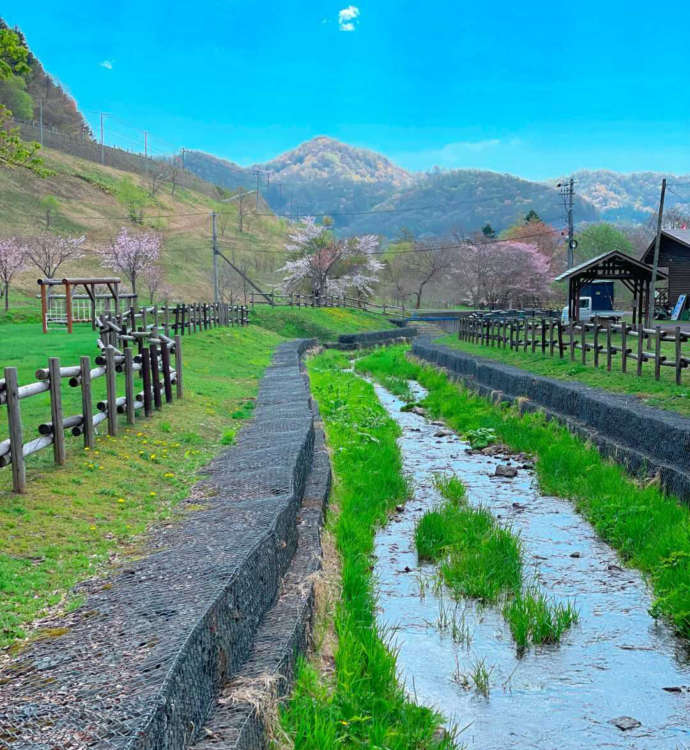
xmin=494 ymin=464 xmax=518 ymax=478
xmin=609 ymin=716 xmax=641 ymax=731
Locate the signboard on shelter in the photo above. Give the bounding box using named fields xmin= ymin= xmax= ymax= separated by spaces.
xmin=671 ymin=294 xmax=687 ymax=321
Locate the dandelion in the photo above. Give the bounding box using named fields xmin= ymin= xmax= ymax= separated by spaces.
xmin=117 ymin=498 xmax=125 ymax=503
xmin=149 ymin=491 xmax=157 ymax=497
xmin=89 ymin=525 xmax=97 ymax=530
xmin=137 ymin=432 xmax=144 ymax=437
xmin=163 ymin=472 xmax=174 ymax=478
xmin=150 ymin=453 xmax=156 ymax=460
xmin=84 ymin=446 xmax=90 ymax=452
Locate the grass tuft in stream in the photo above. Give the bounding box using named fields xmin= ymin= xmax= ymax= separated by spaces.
xmin=504 ymin=589 xmax=579 ymax=648
xmin=278 ymin=348 xmax=452 ymax=750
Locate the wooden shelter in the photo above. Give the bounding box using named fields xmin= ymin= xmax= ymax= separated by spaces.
xmin=37 ymin=277 xmax=129 ymax=333
xmin=640 ymin=229 xmax=690 ymax=307
xmin=554 ymin=251 xmax=666 ymax=324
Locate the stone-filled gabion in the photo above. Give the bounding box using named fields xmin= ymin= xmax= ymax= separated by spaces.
xmin=0 ymin=339 xmax=319 ymax=750
xmin=335 ymin=327 xmax=418 ymax=350
xmin=413 ymin=338 xmax=690 ymax=503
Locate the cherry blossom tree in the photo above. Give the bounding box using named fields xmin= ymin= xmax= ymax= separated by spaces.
xmin=280 ymin=217 xmax=383 ymax=300
xmin=457 ymin=237 xmax=551 ymax=308
xmin=98 ymin=228 xmax=161 ymax=294
xmin=26 ymin=233 xmax=86 ymax=279
xmin=0 ymin=237 xmax=27 ymax=311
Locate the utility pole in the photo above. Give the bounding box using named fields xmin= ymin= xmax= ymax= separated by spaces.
xmin=212 ymin=211 xmax=219 ymax=304
xmin=144 ymin=131 xmax=148 ymax=159
xmin=100 ymin=112 xmax=105 ymax=165
xmin=39 ymin=100 xmax=44 ymax=147
xmin=648 ymin=178 xmax=667 ymax=326
xmin=558 ymin=177 xmax=576 ymax=268
xmin=254 ymin=169 xmax=261 ymax=210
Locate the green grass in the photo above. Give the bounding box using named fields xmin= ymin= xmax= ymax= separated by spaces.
xmin=439 ymin=334 xmax=690 ymax=418
xmin=279 ymin=349 xmax=451 ymax=750
xmin=503 ymin=590 xmax=578 ymax=649
xmin=0 ymin=325 xmax=284 ymax=648
xmin=356 ymin=345 xmax=690 ymax=639
xmin=251 ymin=305 xmax=394 ymax=341
xmin=419 ymin=475 xmax=574 ymax=648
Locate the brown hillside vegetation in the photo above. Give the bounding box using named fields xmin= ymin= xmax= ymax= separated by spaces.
xmin=0 ymin=146 xmax=290 ymax=312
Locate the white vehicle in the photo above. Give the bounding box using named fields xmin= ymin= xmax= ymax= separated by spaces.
xmin=561 ymin=297 xmax=624 ymax=323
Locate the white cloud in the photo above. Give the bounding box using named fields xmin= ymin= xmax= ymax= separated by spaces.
xmin=338 ymin=5 xmax=360 ymax=31
xmin=99 ymin=60 xmax=113 ymax=70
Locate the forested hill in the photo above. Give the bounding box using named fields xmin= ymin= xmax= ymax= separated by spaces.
xmin=0 ymin=18 xmax=89 ymax=136
xmin=573 ymin=170 xmax=690 ymax=223
xmin=185 ymin=142 xmax=600 ymax=237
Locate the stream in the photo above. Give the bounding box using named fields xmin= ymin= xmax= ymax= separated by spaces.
xmin=369 ymin=378 xmax=690 ymax=749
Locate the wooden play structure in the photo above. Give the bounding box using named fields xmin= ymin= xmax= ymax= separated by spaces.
xmin=37 ymin=277 xmax=137 ymax=333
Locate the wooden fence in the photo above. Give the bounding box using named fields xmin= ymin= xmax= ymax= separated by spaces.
xmin=0 ymin=302 xmax=248 ymax=493
xmin=249 ymin=292 xmax=405 ymax=317
xmin=458 ymin=316 xmax=690 ymax=385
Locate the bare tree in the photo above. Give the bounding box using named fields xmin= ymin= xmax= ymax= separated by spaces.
xmin=391 ymin=241 xmax=455 ymax=309
xmin=0 ymin=237 xmax=27 ymax=311
xmin=27 ymin=233 xmax=85 ymax=279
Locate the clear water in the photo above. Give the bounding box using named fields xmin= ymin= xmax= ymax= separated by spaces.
xmin=371 ymin=379 xmax=690 ymax=750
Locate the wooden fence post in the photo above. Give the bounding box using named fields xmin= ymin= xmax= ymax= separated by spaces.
xmin=174 ymin=335 xmax=184 ymax=399
xmin=637 ymin=326 xmax=644 ymax=377
xmin=593 ymin=323 xmax=600 ymax=368
xmin=141 ymin=348 xmax=153 ymax=417
xmin=581 ymin=323 xmax=587 ymax=364
xmin=655 ymin=326 xmax=662 ymax=380
xmin=124 ymin=347 xmax=136 ymax=424
xmin=557 ymin=321 xmax=564 ymax=358
xmin=161 ymin=343 xmax=173 ymax=403
xmin=48 ymin=357 xmax=65 ymax=466
xmin=150 ymin=344 xmax=162 ymax=410
xmin=606 ymin=321 xmax=612 ymax=371
xmin=621 ymin=323 xmax=628 ymax=373
xmin=4 ymin=367 xmax=25 ymax=492
xmin=676 ymin=327 xmax=683 ymax=385
xmin=105 ymin=346 xmax=118 ymax=436
xmin=80 ymin=356 xmax=95 ymax=449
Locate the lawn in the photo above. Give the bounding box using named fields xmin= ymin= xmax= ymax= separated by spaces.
xmin=439 ymin=334 xmax=690 ymax=417
xmin=250 ymin=305 xmax=395 ymax=340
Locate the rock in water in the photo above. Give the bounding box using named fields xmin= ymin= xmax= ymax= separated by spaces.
xmin=494 ymin=464 xmax=518 ymax=478
xmin=609 ymin=716 xmax=641 ymax=731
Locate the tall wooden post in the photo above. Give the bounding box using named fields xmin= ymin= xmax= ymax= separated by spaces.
xmin=4 ymin=367 xmax=25 ymax=492
xmin=40 ymin=282 xmax=48 ymax=334
xmin=65 ymin=280 xmax=73 ymax=334
xmin=105 ymin=346 xmax=118 ymax=436
xmin=48 ymin=357 xmax=65 ymax=465
xmin=80 ymin=356 xmax=95 ymax=448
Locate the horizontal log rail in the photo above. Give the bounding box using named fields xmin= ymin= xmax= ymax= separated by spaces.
xmin=458 ymin=316 xmax=690 ymax=386
xmin=247 ymin=291 xmax=406 ymax=317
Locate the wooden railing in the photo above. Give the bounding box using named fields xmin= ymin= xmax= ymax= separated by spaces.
xmin=0 ymin=302 xmax=248 ymax=493
xmin=458 ymin=316 xmax=690 ymax=385
xmin=249 ymin=292 xmax=406 ymax=317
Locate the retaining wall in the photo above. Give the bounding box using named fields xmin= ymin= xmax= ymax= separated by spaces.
xmin=335 ymin=327 xmax=418 ymax=350
xmin=413 ymin=339 xmax=690 ymax=502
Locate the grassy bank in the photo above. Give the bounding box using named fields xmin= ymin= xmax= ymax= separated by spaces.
xmin=279 ymin=349 xmax=450 ymax=749
xmin=439 ymin=334 xmax=690 ymax=418
xmin=356 ymin=346 xmax=690 ymax=639
xmin=251 ymin=305 xmax=394 ymax=341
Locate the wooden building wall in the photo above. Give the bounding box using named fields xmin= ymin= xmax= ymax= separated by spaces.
xmin=643 ymin=237 xmax=690 ymax=305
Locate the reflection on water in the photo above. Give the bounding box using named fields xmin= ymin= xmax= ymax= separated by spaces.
xmin=371 ymin=379 xmax=690 ymax=750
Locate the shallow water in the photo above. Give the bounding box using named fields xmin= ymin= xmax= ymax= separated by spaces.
xmin=370 ymin=379 xmax=690 ymax=750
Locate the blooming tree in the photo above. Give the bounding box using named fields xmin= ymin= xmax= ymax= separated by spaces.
xmin=26 ymin=233 xmax=86 ymax=279
xmin=98 ymin=228 xmax=161 ymax=294
xmin=280 ymin=217 xmax=383 ymax=299
xmin=457 ymin=238 xmax=551 ymax=308
xmin=0 ymin=237 xmax=27 ymax=311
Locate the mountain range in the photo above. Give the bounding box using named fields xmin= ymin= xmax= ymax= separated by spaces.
xmin=183 ymin=137 xmax=689 ymax=238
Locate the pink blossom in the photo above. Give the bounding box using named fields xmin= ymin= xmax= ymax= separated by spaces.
xmin=98 ymin=228 xmax=161 ymax=294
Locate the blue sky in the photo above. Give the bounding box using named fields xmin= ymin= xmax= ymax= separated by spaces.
xmin=6 ymin=1 xmax=690 ymax=179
